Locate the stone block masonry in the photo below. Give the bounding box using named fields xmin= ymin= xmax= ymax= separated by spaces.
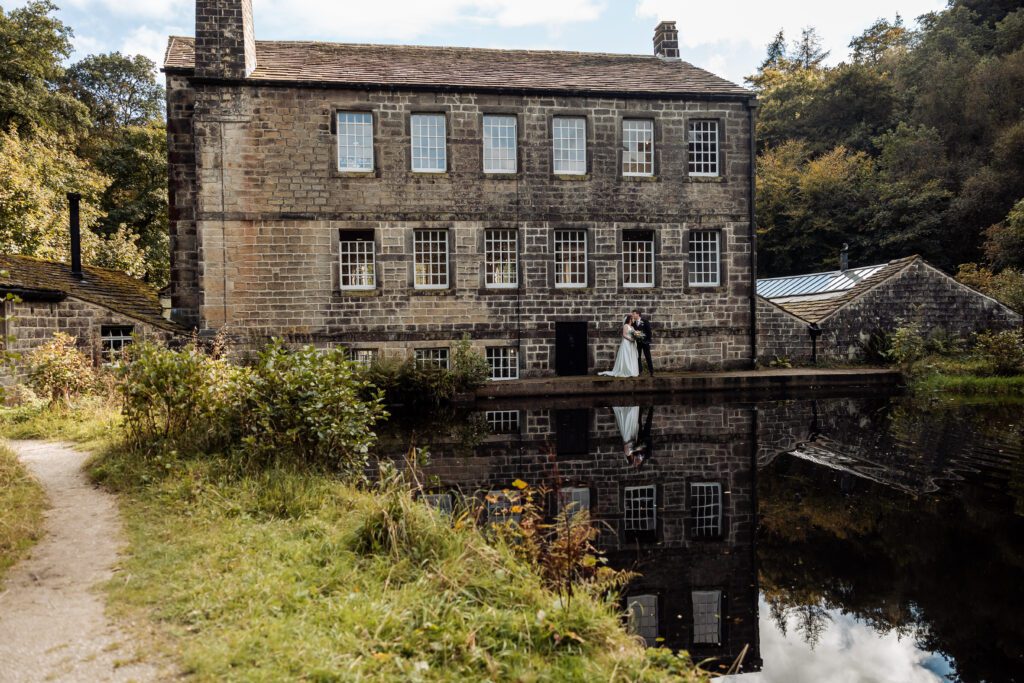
xmin=167 ymin=80 xmax=756 ymax=376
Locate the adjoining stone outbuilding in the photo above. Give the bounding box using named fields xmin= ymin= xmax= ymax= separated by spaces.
xmin=0 ymin=254 xmax=182 ymax=386
xmin=163 ymin=0 xmax=758 ymax=379
xmin=756 ymin=255 xmax=1022 ymax=365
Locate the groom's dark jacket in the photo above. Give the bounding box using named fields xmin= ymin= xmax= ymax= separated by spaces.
xmin=633 ymin=317 xmax=653 ymax=346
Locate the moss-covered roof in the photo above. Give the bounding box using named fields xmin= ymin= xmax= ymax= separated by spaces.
xmin=0 ymin=254 xmax=183 ymax=332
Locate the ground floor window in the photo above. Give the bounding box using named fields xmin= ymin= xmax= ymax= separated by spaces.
xmin=486 ymin=346 xmax=519 ymax=380
xmin=623 ymin=484 xmax=657 ymax=532
xmin=691 ymin=590 xmax=723 ymax=645
xmin=485 ymin=410 xmax=520 ymax=434
xmin=626 ymin=594 xmax=659 ymax=644
xmin=558 ymin=486 xmax=591 ymax=517
xmin=485 ymin=489 xmax=521 ymax=525
xmin=100 ymin=325 xmax=134 ymax=363
xmin=414 ymin=347 xmax=449 ymax=369
xmin=422 ymin=493 xmax=453 ymax=516
xmin=349 ymin=348 xmax=377 ymax=367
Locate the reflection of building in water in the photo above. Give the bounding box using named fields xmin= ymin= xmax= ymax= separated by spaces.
xmin=377 ymin=402 xmax=762 ymax=674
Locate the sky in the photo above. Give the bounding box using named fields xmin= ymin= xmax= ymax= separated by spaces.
xmin=6 ymin=0 xmax=950 ymax=84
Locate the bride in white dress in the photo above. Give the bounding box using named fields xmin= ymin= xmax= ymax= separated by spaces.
xmin=599 ymin=315 xmax=640 ymax=378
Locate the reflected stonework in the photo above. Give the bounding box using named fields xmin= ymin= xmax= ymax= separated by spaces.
xmin=374 ymin=393 xmax=1024 ymax=682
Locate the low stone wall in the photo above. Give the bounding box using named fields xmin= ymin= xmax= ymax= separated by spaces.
xmin=756 ymin=296 xmax=813 ymax=365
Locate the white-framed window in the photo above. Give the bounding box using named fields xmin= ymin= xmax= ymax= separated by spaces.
xmin=554 ymin=229 xmax=587 ymax=288
xmin=552 ymin=116 xmax=586 ymax=175
xmin=485 ymin=410 xmax=521 ymax=434
xmin=623 ymin=484 xmax=656 ymax=532
xmin=483 ymin=114 xmax=517 ymax=173
xmin=336 ymin=111 xmax=374 ymax=172
xmin=690 ymin=482 xmax=723 ymax=538
xmin=688 ymin=230 xmax=721 ymax=287
xmin=692 ymin=590 xmax=722 ymax=644
xmin=415 ymin=347 xmax=449 ymax=369
xmin=486 ymin=347 xmax=519 ymax=380
xmin=423 ymin=493 xmax=454 ymax=516
xmin=413 ymin=229 xmax=449 ymax=289
xmin=626 ymin=594 xmax=659 ymax=645
xmin=622 ymin=119 xmax=654 ymax=176
xmin=486 ymin=489 xmax=521 ymax=525
xmin=558 ymin=487 xmax=591 ymax=517
xmin=349 ymin=348 xmax=377 ymax=367
xmin=338 ymin=229 xmax=375 ymax=290
xmin=622 ymin=230 xmax=655 ymax=288
xmin=411 ymin=113 xmax=446 ymax=172
xmin=101 ymin=325 xmax=134 ymax=363
xmin=484 ymin=229 xmax=518 ymax=288
xmin=688 ymin=120 xmax=719 ymax=176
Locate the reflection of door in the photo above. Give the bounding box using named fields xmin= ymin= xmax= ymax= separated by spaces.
xmin=555 ymin=322 xmax=588 ymax=376
xmin=556 ymin=409 xmax=589 ymax=457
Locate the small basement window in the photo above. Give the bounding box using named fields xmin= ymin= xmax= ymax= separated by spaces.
xmin=626 ymin=594 xmax=659 ymax=645
xmin=101 ymin=325 xmax=134 ymax=363
xmin=485 ymin=410 xmax=521 ymax=434
xmin=414 ymin=347 xmax=449 ymax=370
xmin=486 ymin=347 xmax=519 ymax=380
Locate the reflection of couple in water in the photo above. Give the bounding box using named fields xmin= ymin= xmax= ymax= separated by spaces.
xmin=613 ymin=405 xmax=654 ymax=469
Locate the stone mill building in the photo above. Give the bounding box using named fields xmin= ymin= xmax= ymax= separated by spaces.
xmin=163 ymin=0 xmax=758 ymax=379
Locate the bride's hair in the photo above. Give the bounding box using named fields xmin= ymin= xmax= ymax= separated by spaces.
xmin=623 ymin=314 xmax=632 ymax=325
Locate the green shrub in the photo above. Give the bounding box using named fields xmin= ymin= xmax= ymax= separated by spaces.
xmin=26 ymin=332 xmax=94 ymax=404
xmin=234 ymin=341 xmax=386 ymax=474
xmin=887 ymin=324 xmax=926 ymax=366
xmin=450 ymin=336 xmax=490 ymax=392
xmin=973 ymin=329 xmax=1024 ymax=376
xmin=957 ymin=263 xmax=1024 ymax=313
xmin=362 ymin=336 xmax=490 ymax=408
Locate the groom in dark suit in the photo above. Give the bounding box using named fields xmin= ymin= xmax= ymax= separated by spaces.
xmin=631 ymin=309 xmax=654 ymax=377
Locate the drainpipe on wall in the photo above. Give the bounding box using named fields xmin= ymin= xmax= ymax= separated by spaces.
xmin=808 ymin=323 xmax=822 ymax=364
xmin=745 ymin=98 xmax=759 ymax=368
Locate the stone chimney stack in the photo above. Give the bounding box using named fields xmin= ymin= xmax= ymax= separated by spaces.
xmin=195 ymin=0 xmax=257 ymax=79
xmin=653 ymin=21 xmax=680 ymax=59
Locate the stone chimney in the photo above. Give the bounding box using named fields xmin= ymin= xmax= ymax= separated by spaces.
xmin=195 ymin=0 xmax=257 ymax=79
xmin=653 ymin=21 xmax=680 ymax=59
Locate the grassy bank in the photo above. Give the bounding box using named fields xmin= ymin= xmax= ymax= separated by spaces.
xmin=0 ymin=441 xmax=47 ymax=581
xmin=907 ymin=356 xmax=1024 ymax=396
xmin=1 ymin=402 xmax=703 ymax=682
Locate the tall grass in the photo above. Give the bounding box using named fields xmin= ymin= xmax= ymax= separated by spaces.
xmin=0 ymin=442 xmax=47 ymax=581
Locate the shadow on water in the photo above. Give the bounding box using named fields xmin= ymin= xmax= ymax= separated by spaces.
xmin=372 ymin=390 xmax=1024 ymax=682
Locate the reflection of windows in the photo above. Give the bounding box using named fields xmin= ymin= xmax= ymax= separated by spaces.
xmin=558 ymin=487 xmax=591 ymax=516
xmin=411 ymin=113 xmax=446 ymax=172
xmin=423 ymin=493 xmax=453 ymax=516
xmin=486 ymin=347 xmax=519 ymax=380
xmin=339 ymin=230 xmax=376 ymax=290
xmin=483 ymin=114 xmax=517 ymax=173
xmin=413 ymin=230 xmax=449 ymax=289
xmin=349 ymin=348 xmax=377 ymax=367
xmin=485 ymin=410 xmax=520 ymax=434
xmin=552 ymin=116 xmax=586 ymax=175
xmin=101 ymin=325 xmax=134 ymax=363
xmin=622 ymin=230 xmax=655 ymax=288
xmin=626 ymin=594 xmax=659 ymax=644
xmin=486 ymin=490 xmax=521 ymax=524
xmin=623 ymin=485 xmax=656 ymax=532
xmin=414 ymin=348 xmax=449 ymax=369
xmin=688 ymin=119 xmax=718 ymax=176
xmin=692 ymin=590 xmax=722 ymax=644
xmin=622 ymin=119 xmax=654 ymax=176
xmin=336 ymin=111 xmax=374 ymax=172
xmin=690 ymin=482 xmax=722 ymax=538
xmin=688 ymin=230 xmax=720 ymax=287
xmin=484 ymin=229 xmax=518 ymax=288
xmin=554 ymin=229 xmax=587 ymax=288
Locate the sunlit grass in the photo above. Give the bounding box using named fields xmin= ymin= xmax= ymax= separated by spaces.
xmin=0 ymin=442 xmax=47 ymax=581
xmin=909 ymin=355 xmax=1024 ymax=396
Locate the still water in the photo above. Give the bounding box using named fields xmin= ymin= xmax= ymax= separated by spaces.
xmin=374 ymin=391 xmax=1024 ymax=682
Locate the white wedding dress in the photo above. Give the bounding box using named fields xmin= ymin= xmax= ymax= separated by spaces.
xmin=599 ymin=324 xmax=640 ymax=378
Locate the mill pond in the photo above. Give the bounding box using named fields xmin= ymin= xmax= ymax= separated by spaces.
xmin=373 ymin=391 xmax=1024 ymax=683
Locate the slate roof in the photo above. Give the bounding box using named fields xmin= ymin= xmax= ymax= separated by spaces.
xmin=163 ymin=37 xmax=752 ymax=98
xmin=757 ymin=256 xmax=919 ymax=323
xmin=0 ymin=254 xmax=181 ymax=332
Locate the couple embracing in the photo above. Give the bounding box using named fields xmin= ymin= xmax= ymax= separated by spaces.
xmin=599 ymin=308 xmax=654 ymax=378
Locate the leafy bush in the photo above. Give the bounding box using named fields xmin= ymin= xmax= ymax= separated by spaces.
xmin=26 ymin=332 xmax=94 ymax=404
xmin=451 ymin=336 xmax=491 ymax=392
xmin=887 ymin=324 xmax=926 ymax=366
xmin=362 ymin=336 xmax=491 ymax=408
xmin=973 ymin=329 xmax=1024 ymax=376
xmin=957 ymin=263 xmax=1024 ymax=313
xmin=234 ymin=341 xmax=386 ymax=473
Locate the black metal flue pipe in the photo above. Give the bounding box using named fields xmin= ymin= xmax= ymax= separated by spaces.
xmin=67 ymin=192 xmax=83 ymax=280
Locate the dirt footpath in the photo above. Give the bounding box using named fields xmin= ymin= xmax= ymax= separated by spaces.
xmin=0 ymin=440 xmax=165 ymax=682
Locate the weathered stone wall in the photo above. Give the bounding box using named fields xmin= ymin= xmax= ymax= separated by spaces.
xmin=755 ymin=296 xmax=812 ymax=365
xmin=821 ymin=260 xmax=1022 ymax=361
xmin=167 ymin=78 xmax=755 ymax=374
xmin=0 ymin=297 xmax=173 ymax=386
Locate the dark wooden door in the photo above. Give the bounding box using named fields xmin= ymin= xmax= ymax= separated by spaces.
xmin=555 ymin=322 xmax=588 ymax=376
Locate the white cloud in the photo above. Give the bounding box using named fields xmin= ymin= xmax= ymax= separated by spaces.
xmin=635 ymin=0 xmax=948 ymax=64
xmin=119 ymin=25 xmax=182 ymax=67
xmin=725 ymin=600 xmax=955 ymax=683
